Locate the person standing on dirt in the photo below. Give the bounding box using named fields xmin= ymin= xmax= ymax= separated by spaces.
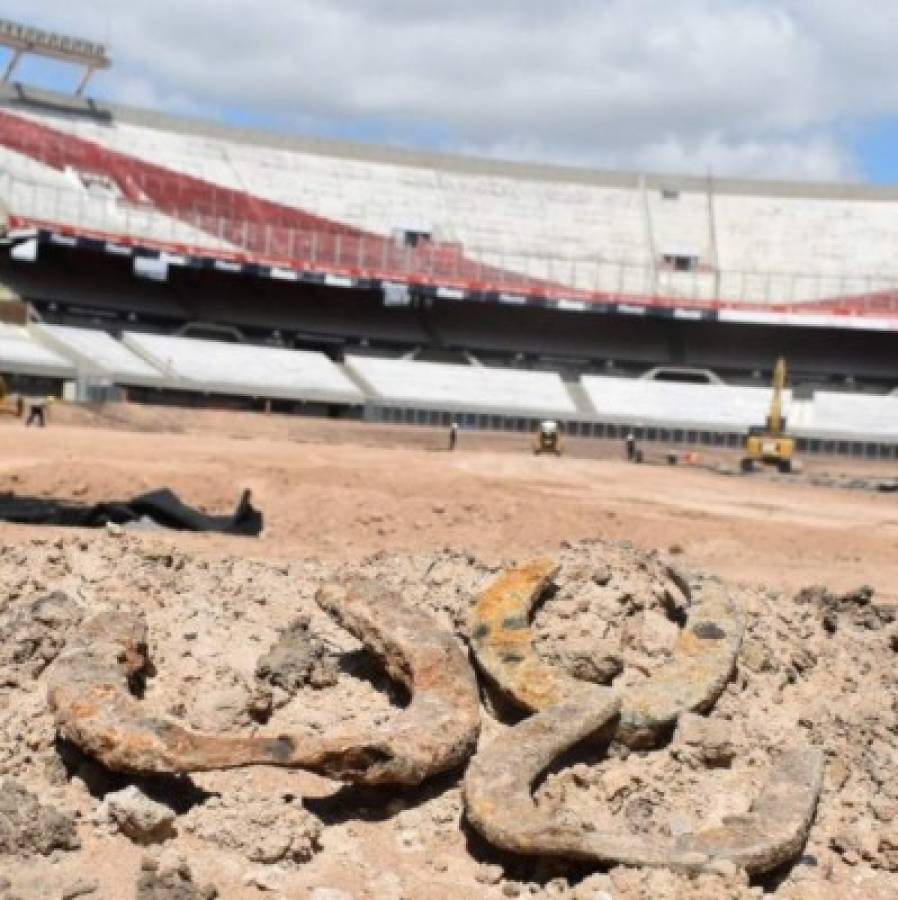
xmin=625 ymin=430 xmax=637 ymax=462
xmin=448 ymin=420 xmax=459 ymax=452
xmin=25 ymin=396 xmax=51 ymax=428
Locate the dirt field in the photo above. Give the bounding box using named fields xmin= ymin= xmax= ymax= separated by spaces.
xmin=2 ymin=403 xmax=896 ymax=597
xmin=0 ymin=404 xmax=895 ymax=900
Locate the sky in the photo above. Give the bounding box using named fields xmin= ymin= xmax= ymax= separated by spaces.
xmin=4 ymin=1 xmax=898 ymax=184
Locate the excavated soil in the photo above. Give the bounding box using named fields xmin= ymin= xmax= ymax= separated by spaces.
xmin=0 ymin=406 xmax=896 ymax=899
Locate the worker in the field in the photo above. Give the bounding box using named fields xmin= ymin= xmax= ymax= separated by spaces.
xmin=448 ymin=420 xmax=459 ymax=452
xmin=625 ymin=430 xmax=637 ymax=462
xmin=25 ymin=396 xmax=52 ymax=428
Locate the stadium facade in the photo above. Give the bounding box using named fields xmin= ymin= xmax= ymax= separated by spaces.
xmin=0 ymin=81 xmax=896 ymax=456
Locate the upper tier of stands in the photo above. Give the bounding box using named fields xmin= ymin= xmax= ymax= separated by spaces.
xmin=345 ymin=355 xmax=578 ymax=416
xmin=3 ymin=93 xmax=898 ymax=310
xmin=0 ymin=143 xmax=234 ymax=253
xmin=122 ymin=331 xmax=364 ymax=404
xmin=580 ymin=375 xmax=792 ymax=430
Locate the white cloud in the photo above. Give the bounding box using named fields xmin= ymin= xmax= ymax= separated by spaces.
xmin=469 ymin=132 xmax=855 ymax=183
xmin=2 ymin=1 xmax=894 ymax=180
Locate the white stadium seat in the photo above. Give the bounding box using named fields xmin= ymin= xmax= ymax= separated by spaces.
xmin=580 ymin=376 xmax=790 ymax=430
xmin=32 ymin=324 xmax=165 ymax=385
xmin=346 ymin=355 xmax=577 ymax=416
xmin=0 ymin=323 xmax=75 ymax=378
xmin=801 ymin=392 xmax=898 ymax=438
xmin=122 ymin=332 xmax=363 ymax=404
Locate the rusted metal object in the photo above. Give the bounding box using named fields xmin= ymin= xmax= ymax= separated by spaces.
xmin=618 ymin=579 xmax=745 ymax=747
xmin=675 ymin=745 xmax=824 ymax=874
xmin=465 ymin=560 xmax=817 ymax=874
xmin=470 ymin=561 xmax=745 ymax=747
xmin=48 ymin=558 xmax=820 ymax=877
xmin=469 ymin=558 xmax=574 ymax=711
xmin=48 ymin=579 xmax=480 ymax=785
xmin=463 ymin=699 xmax=823 ymax=875
xmin=309 ymin=578 xmax=481 ymax=784
xmin=47 ymin=610 xmax=296 ymax=775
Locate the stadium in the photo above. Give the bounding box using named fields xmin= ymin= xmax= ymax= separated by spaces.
xmin=2 ymin=13 xmax=898 ymax=900
xmin=0 ymin=20 xmax=897 ymax=458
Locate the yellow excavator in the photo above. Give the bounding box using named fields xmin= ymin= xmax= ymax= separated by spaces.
xmin=741 ymin=357 xmax=797 ymax=473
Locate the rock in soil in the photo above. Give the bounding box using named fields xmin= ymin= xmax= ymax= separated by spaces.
xmin=0 ymin=777 xmax=79 ymax=857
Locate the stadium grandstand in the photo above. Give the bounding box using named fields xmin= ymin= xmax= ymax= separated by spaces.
xmin=0 ymin=19 xmax=896 ymax=457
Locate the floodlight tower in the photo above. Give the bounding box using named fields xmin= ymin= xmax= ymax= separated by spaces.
xmin=0 ymin=18 xmax=111 ymax=96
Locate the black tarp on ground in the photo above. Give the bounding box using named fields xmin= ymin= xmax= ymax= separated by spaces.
xmin=0 ymin=488 xmax=263 ymax=536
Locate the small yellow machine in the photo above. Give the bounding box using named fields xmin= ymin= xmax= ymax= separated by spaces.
xmin=0 ymin=376 xmax=22 ymax=418
xmin=741 ymin=357 xmax=797 ymax=473
xmin=533 ymin=419 xmax=563 ymax=456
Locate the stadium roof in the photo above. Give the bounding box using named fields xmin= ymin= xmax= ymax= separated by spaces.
xmin=0 ymin=19 xmax=111 ymax=97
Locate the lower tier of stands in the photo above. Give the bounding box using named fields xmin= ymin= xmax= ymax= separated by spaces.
xmin=345 ymin=354 xmax=578 ymax=417
xmin=580 ymin=376 xmax=790 ymax=431
xmin=0 ymin=323 xmax=894 ymax=451
xmin=35 ymin=324 xmax=165 ymax=386
xmin=121 ymin=331 xmax=364 ymax=404
xmin=0 ymin=323 xmax=74 ymax=379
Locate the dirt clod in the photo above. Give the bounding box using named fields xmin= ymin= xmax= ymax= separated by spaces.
xmin=135 ymin=854 xmax=218 ymax=900
xmin=97 ymin=785 xmax=176 ymax=844
xmin=255 ymin=615 xmax=339 ymax=692
xmin=0 ymin=777 xmax=79 ymax=857
xmin=183 ymin=795 xmax=322 ymax=864
xmin=0 ymin=590 xmax=82 ymax=686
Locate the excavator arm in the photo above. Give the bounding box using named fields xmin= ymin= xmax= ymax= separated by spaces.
xmin=765 ymin=357 xmax=786 ymax=436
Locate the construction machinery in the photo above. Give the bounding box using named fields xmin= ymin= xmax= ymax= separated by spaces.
xmin=533 ymin=420 xmax=563 ymax=456
xmin=0 ymin=376 xmax=22 ymax=418
xmin=741 ymin=357 xmax=797 ymax=473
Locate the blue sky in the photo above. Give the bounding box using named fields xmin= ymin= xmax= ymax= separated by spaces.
xmin=4 ymin=1 xmax=898 ymax=184
xmin=850 ymin=122 xmax=898 ymax=185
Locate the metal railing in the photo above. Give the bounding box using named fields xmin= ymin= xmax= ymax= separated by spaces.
xmin=4 ymin=170 xmax=898 ymax=314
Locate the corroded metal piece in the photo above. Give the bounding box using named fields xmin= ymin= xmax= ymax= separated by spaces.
xmin=675 ymin=745 xmax=824 ymax=873
xmin=617 ymin=579 xmax=745 ymax=747
xmin=463 ymin=699 xmax=823 ymax=875
xmin=48 ymin=579 xmax=480 ymax=785
xmin=466 ymin=560 xmax=817 ymax=874
xmin=470 ymin=561 xmax=745 ymax=747
xmin=47 ymin=610 xmax=294 ymax=775
xmin=48 ymin=557 xmax=820 ymax=877
xmin=310 ymin=578 xmax=481 ymax=784
xmin=469 ymin=558 xmax=573 ymax=711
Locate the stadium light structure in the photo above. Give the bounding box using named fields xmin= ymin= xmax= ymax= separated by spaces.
xmin=0 ymin=18 xmax=111 ymax=96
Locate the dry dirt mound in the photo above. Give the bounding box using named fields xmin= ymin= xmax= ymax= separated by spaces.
xmin=0 ymin=533 xmax=894 ymax=899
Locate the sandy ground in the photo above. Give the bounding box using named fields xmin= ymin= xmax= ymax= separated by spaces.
xmin=1 ymin=403 xmax=896 ymax=597
xmin=0 ymin=404 xmax=896 ymax=900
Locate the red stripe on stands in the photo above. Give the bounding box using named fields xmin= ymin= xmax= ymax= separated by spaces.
xmin=0 ymin=110 xmax=571 ymax=297
xmin=3 ymin=110 xmax=898 ymax=322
